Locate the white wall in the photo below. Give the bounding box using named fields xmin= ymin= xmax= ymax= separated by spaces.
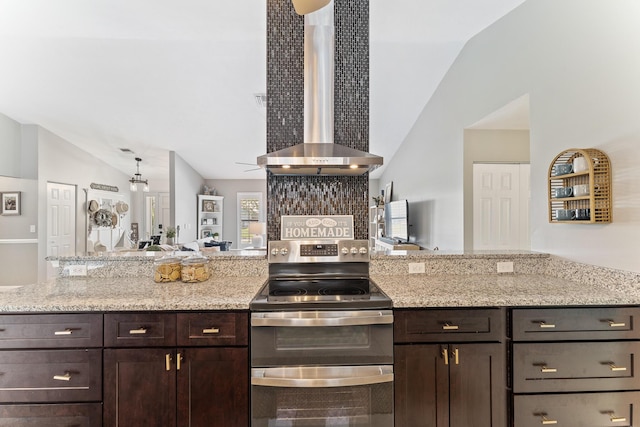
xmin=37 ymin=126 xmax=131 ymax=278
xmin=0 ymin=112 xmax=22 ymax=178
xmin=205 ymin=179 xmax=266 ymax=246
xmin=380 ymin=0 xmax=640 ymax=272
xmin=0 ymin=176 xmax=38 ymax=285
xmin=170 ymin=151 xmax=204 ymax=244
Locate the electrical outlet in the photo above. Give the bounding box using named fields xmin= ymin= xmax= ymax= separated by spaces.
xmin=67 ymin=264 xmax=87 ymax=276
xmin=497 ymin=262 xmax=514 ymax=273
xmin=408 ymin=263 xmax=426 ymax=274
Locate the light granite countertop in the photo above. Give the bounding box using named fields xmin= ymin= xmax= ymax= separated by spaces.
xmin=0 ymin=276 xmax=268 ymax=312
xmin=377 ymin=274 xmax=640 ymax=308
xmin=0 ymin=272 xmax=639 ymax=312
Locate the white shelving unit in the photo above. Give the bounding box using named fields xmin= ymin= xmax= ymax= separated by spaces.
xmin=369 ymin=205 xmax=384 ymax=250
xmin=197 ymin=195 xmax=224 ymax=240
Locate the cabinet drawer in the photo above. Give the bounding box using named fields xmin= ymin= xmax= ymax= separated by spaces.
xmin=512 ymin=307 xmax=640 ymax=341
xmin=514 ymin=392 xmax=639 ymax=427
xmin=0 ymin=403 xmax=102 ymax=426
xmin=394 ymin=308 xmax=504 ymax=343
xmin=0 ymin=349 xmax=102 ymax=403
xmin=177 ymin=312 xmax=248 ymax=346
xmin=513 ymin=342 xmax=640 ymax=393
xmin=0 ymin=314 xmax=103 ymax=349
xmin=104 ymin=313 xmax=176 ymax=347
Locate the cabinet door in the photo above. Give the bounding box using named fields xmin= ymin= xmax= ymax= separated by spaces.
xmin=448 ymin=343 xmax=506 ymax=427
xmin=177 ymin=347 xmax=248 ymax=427
xmin=394 ymin=344 xmax=449 ymax=427
xmin=103 ymin=348 xmax=177 ymax=427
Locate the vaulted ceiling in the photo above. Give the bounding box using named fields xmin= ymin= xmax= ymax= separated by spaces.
xmin=0 ymin=0 xmax=526 ymax=181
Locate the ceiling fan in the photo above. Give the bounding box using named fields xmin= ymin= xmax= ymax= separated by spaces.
xmin=235 ymin=162 xmax=261 ymax=172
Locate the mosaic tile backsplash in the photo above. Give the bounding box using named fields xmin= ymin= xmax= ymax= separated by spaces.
xmin=266 ymin=0 xmax=371 ymax=240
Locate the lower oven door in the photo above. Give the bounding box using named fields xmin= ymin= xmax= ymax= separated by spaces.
xmin=251 ymin=365 xmax=394 ymax=426
xmin=251 ymin=310 xmax=393 ymax=366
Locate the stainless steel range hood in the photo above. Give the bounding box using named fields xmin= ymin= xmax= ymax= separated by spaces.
xmin=257 ymin=0 xmax=382 ymax=176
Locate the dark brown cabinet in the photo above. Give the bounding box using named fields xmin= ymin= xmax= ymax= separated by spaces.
xmin=394 ymin=308 xmax=507 ymax=427
xmin=103 ymin=312 xmax=249 ymax=427
xmin=511 ymin=306 xmax=640 ymax=427
xmin=0 ymin=314 xmax=103 ymax=426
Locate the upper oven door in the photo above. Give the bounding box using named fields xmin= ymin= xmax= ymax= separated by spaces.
xmin=251 ymin=310 xmax=393 ymax=367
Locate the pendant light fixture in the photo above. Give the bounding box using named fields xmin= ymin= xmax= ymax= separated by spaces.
xmin=129 ymin=157 xmax=149 ymax=192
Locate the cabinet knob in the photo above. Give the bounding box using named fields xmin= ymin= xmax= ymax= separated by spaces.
xmin=536 ymin=364 xmax=557 ymax=373
xmin=535 ymin=413 xmax=558 ymax=425
xmin=53 ymin=372 xmax=72 ymax=381
xmin=603 ymin=319 xmax=626 ymax=328
xmin=602 ymin=411 xmax=627 ymax=423
xmin=604 ymin=362 xmax=627 ymax=372
xmin=535 ymin=321 xmax=556 ymax=329
xmin=442 ymin=323 xmax=459 ymax=331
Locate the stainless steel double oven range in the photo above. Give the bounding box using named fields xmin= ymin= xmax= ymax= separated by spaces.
xmin=250 ymin=239 xmax=394 ymax=426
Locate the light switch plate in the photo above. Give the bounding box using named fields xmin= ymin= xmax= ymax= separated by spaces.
xmin=497 ymin=262 xmax=514 ymax=273
xmin=408 ymin=263 xmax=426 ymax=274
xmin=67 ymin=264 xmax=88 ymax=276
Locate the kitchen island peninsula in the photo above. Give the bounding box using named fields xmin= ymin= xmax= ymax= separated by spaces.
xmin=0 ymin=250 xmax=638 ymax=426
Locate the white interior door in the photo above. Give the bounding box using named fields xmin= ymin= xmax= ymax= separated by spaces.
xmin=473 ymin=163 xmax=530 ymax=250
xmin=47 ymin=182 xmax=76 ymax=257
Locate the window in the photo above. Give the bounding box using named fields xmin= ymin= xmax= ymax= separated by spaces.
xmin=237 ymin=192 xmax=264 ymax=249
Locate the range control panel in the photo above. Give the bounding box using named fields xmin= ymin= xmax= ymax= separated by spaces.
xmin=268 ymin=240 xmax=369 ymax=263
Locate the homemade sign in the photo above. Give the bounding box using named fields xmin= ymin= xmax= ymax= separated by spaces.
xmin=281 ymin=215 xmax=354 ymax=240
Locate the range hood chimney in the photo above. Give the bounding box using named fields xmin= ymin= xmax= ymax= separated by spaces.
xmin=257 ymin=0 xmax=383 ymax=176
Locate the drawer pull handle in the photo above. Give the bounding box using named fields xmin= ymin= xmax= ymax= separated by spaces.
xmin=165 ymin=354 xmax=172 ymax=371
xmin=442 ymin=323 xmax=459 ymax=331
xmin=177 ymin=353 xmax=182 ymax=371
xmin=442 ymin=348 xmax=449 ymax=365
xmin=540 ymin=366 xmax=557 ymax=373
xmin=541 ymin=416 xmax=558 ymax=425
xmin=608 ymin=363 xmax=627 ymax=372
xmin=54 ymin=328 xmax=73 ymax=336
xmin=202 ymin=328 xmax=220 ymax=334
xmin=129 ymin=328 xmax=148 ymax=335
xmin=606 ymin=320 xmax=626 ymax=328
xmin=602 ymin=411 xmax=627 ymax=423
xmin=453 ymin=347 xmax=459 ymax=365
xmin=53 ymin=372 xmax=71 ymax=381
xmin=536 ymin=321 xmax=556 ymax=329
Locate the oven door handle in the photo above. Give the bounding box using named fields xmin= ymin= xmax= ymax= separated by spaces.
xmin=251 ymin=310 xmax=393 ymax=327
xmin=251 ymin=365 xmax=393 ymax=388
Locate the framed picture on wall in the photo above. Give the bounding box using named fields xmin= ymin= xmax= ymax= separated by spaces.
xmin=1 ymin=192 xmax=20 ymax=215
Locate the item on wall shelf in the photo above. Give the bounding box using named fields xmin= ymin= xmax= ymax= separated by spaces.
xmin=1 ymin=192 xmax=21 ymax=216
xmin=203 ymin=185 xmax=216 ymax=196
xmin=384 ymin=182 xmax=393 ymax=204
xmin=202 ymin=200 xmax=216 ymax=212
xmin=548 ymin=148 xmax=611 ymax=224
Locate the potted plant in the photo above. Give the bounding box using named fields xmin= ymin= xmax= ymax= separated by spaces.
xmin=212 ymin=232 xmax=220 ymax=242
xmin=165 ymin=227 xmax=176 ymax=245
